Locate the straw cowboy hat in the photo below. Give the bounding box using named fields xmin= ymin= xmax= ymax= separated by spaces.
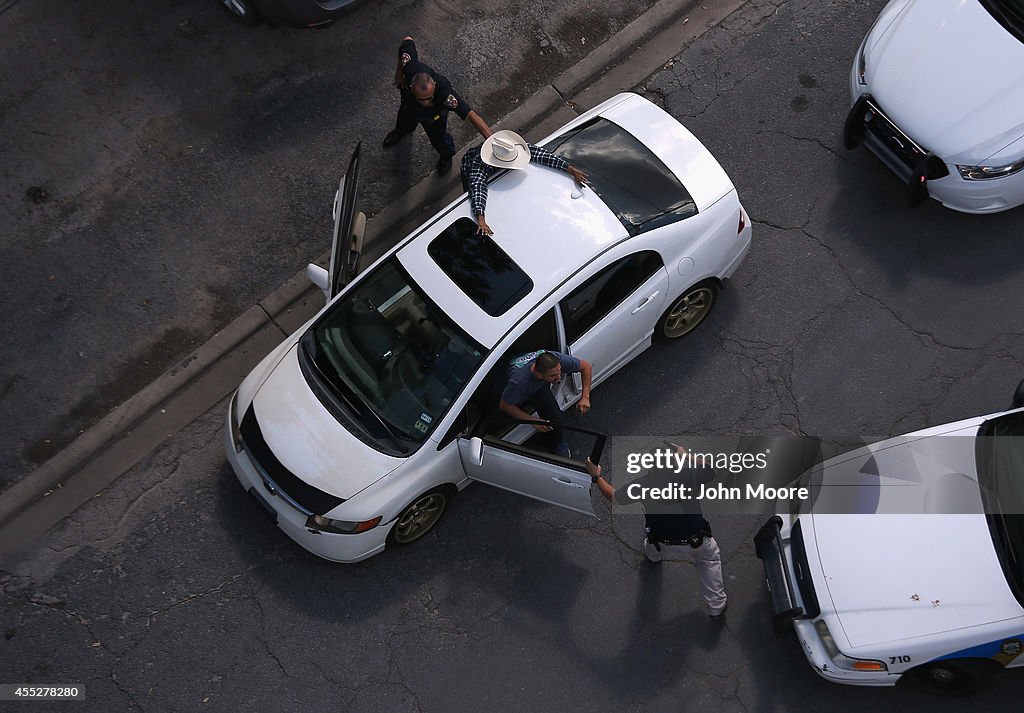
xmin=480 ymin=130 xmax=531 ymax=169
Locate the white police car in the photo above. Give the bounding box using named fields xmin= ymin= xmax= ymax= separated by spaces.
xmin=844 ymin=0 xmax=1024 ymax=212
xmin=226 ymin=92 xmax=751 ymax=563
xmin=756 ymin=381 xmax=1024 ymax=694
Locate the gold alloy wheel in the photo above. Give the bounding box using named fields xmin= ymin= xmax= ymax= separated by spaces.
xmin=392 ymin=491 xmax=447 ymax=544
xmin=662 ymin=286 xmax=715 ymax=338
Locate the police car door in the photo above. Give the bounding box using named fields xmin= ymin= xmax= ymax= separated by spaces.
xmin=559 ymin=251 xmax=668 ymax=392
xmin=457 ymin=424 xmax=605 ymax=516
xmin=307 ymin=143 xmax=367 ymax=301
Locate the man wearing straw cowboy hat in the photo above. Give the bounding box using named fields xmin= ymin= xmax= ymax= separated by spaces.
xmin=460 ymin=129 xmax=589 ymax=236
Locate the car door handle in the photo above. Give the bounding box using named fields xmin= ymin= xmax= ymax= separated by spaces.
xmin=631 ymin=291 xmax=660 ymax=314
xmin=552 ymin=476 xmax=583 ymax=488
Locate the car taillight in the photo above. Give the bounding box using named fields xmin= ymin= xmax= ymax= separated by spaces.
xmin=737 ymin=209 xmax=746 ymax=234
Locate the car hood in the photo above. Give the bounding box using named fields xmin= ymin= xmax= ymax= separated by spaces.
xmin=805 ymin=421 xmax=1023 ymax=649
xmin=867 ymin=0 xmax=1024 ymax=162
xmin=250 ymin=345 xmax=401 ymax=501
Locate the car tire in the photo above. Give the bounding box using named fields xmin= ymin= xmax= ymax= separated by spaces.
xmin=221 ymin=0 xmax=263 ymax=25
xmin=654 ymin=279 xmax=718 ymax=342
xmin=386 ymin=487 xmax=453 ymax=547
xmin=900 ymin=660 xmax=987 ymax=697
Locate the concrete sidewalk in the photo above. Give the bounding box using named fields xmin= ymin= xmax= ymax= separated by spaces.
xmin=0 ymin=0 xmax=748 ymax=562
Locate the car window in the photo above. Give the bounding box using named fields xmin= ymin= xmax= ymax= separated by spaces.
xmin=560 ymin=251 xmax=664 ymax=344
xmin=303 ymin=258 xmax=487 ymax=448
xmin=427 ymin=217 xmax=533 ymax=317
xmin=546 ymin=118 xmax=697 ymax=235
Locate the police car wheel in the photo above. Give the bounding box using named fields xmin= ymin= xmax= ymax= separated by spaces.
xmin=902 ymin=660 xmax=984 ymax=697
xmin=655 ymin=280 xmax=718 ymax=342
xmin=387 ymin=487 xmax=453 ymax=546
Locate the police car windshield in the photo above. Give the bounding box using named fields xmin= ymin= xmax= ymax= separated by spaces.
xmin=303 ymin=258 xmax=486 ymax=449
xmin=979 ymin=0 xmax=1024 ymax=43
xmin=547 ymin=117 xmax=697 ymax=236
xmin=977 ymin=411 xmax=1024 ymax=603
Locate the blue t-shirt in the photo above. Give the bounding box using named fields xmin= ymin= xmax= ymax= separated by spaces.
xmin=500 ymin=350 xmax=581 ymax=406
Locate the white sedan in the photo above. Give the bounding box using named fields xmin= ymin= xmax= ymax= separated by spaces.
xmin=756 ymin=380 xmax=1024 ymax=694
xmin=844 ymin=0 xmax=1024 ymax=213
xmin=226 ymin=92 xmax=751 ymax=563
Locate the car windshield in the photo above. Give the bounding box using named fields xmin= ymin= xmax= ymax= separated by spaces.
xmin=979 ymin=0 xmax=1024 ymax=42
xmin=977 ymin=411 xmax=1024 ymax=603
xmin=546 ymin=117 xmax=697 ymax=236
xmin=302 ymin=258 xmax=486 ymax=450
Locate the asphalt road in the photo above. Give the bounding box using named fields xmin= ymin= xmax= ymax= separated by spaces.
xmin=0 ymin=0 xmax=659 ymax=489
xmin=3 ymin=0 xmax=1024 ymax=711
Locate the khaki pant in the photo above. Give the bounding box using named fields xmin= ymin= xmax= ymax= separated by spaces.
xmin=688 ymin=536 xmax=728 ymax=614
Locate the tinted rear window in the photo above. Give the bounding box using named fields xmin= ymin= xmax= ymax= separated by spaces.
xmin=547 ymin=118 xmax=697 ymax=236
xmin=427 ymin=217 xmax=533 ymax=316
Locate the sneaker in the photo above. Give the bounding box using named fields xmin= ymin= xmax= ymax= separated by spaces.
xmin=382 ymin=130 xmax=404 ymax=149
xmin=709 ymin=603 xmax=728 ymax=621
xmin=436 ymin=156 xmax=453 ymax=174
xmin=554 ymin=443 xmax=571 ymax=459
xmin=643 ymin=537 xmax=663 ymax=563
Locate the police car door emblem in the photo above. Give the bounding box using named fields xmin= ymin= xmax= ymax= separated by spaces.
xmin=1001 ymin=639 xmax=1022 ymax=656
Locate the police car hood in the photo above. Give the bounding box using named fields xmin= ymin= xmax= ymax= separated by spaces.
xmin=250 ymin=345 xmax=402 ymax=501
xmin=803 ymin=419 xmax=1024 ymax=650
xmin=866 ymin=0 xmax=1024 ymax=162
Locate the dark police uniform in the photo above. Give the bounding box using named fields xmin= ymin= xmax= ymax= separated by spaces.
xmin=390 ymin=38 xmax=473 ymax=159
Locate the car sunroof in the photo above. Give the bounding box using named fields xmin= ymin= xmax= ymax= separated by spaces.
xmin=427 ymin=217 xmax=534 ymax=317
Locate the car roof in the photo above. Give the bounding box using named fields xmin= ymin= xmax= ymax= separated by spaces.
xmin=396 ymin=93 xmax=734 ymax=350
xmin=397 ymin=164 xmax=626 ymax=349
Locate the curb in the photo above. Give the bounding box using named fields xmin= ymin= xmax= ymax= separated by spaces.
xmin=0 ymin=0 xmax=747 ymax=560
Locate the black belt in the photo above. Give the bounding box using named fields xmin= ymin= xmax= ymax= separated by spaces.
xmin=648 ymin=520 xmax=712 ymax=549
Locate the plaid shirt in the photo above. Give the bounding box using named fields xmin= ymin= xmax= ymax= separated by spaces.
xmin=460 ymin=145 xmax=570 ymax=217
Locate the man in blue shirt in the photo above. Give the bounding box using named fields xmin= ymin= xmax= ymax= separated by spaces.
xmin=495 ymin=350 xmax=592 ymax=458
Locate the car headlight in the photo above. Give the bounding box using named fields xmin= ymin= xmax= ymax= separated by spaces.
xmin=814 ymin=619 xmax=888 ymax=672
xmin=306 ymin=514 xmax=382 ymax=535
xmin=956 ymin=157 xmax=1024 ymax=181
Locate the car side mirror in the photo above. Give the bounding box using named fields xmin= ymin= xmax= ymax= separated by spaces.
xmin=1013 ymin=378 xmax=1024 ymax=409
xmin=305 ymin=263 xmax=330 ymax=302
xmin=467 ymin=437 xmax=484 ymax=466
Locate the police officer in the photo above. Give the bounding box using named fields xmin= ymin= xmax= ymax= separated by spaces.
xmin=383 ymin=36 xmax=492 ymax=174
xmin=587 ymin=445 xmax=729 ymax=621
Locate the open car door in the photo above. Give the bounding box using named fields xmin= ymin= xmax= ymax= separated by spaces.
xmin=329 ymin=142 xmax=365 ymax=298
xmin=307 ymin=143 xmax=366 ymax=300
xmin=458 ymin=422 xmax=605 ymax=516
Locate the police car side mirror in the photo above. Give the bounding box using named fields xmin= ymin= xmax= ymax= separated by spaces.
xmin=1012 ymin=378 xmax=1024 ymax=409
